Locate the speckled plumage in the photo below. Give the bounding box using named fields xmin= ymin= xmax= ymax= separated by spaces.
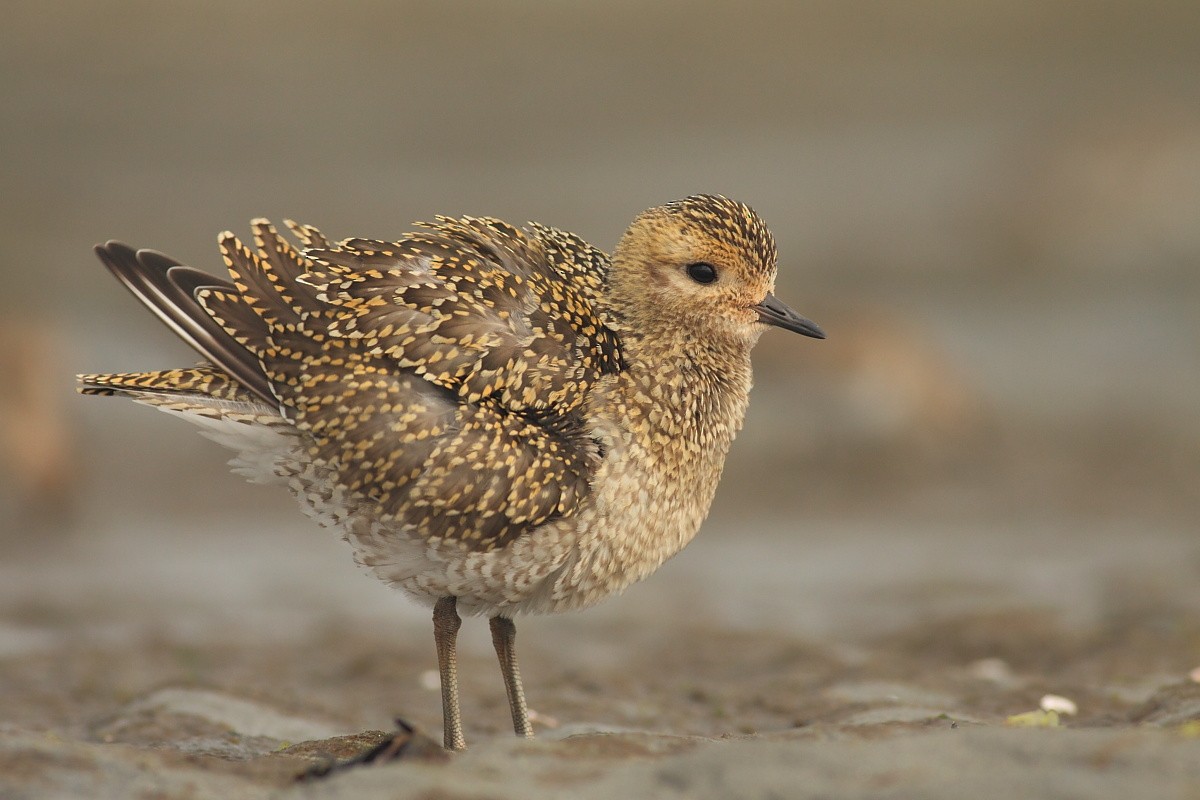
xmin=79 ymin=194 xmax=824 ymax=750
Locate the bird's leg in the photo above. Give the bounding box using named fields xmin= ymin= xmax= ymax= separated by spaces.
xmin=433 ymin=596 xmax=466 ymax=751
xmin=489 ymin=615 xmax=534 ymax=738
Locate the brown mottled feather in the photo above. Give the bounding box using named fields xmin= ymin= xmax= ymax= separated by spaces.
xmin=300 ymin=218 xmax=622 ymax=416
xmin=524 ymin=221 xmax=610 ymax=303
xmin=78 ymin=365 xmax=255 ymax=402
xmin=91 ymin=242 xmax=278 ymax=406
xmin=249 ymin=220 xmax=329 ymax=324
xmin=284 ymin=219 xmax=332 ymax=249
xmin=83 ymin=215 xmax=624 ymax=552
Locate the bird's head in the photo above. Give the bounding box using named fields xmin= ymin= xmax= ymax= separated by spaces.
xmin=610 ymin=194 xmax=824 ymax=348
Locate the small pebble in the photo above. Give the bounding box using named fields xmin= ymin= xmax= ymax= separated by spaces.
xmin=968 ymin=658 xmax=1013 ymax=683
xmin=1040 ymin=694 xmax=1078 ymax=715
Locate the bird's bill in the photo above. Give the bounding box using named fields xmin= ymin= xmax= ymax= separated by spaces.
xmin=753 ymin=293 xmax=826 ymax=339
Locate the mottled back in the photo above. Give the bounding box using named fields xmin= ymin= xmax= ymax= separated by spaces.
xmin=298 ymin=216 xmax=623 ymax=414
xmin=83 ymin=216 xmax=625 ymax=551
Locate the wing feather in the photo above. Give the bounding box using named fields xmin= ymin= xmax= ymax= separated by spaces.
xmin=93 ymin=241 xmax=276 ymax=405
xmin=88 ymin=214 xmax=622 ymax=552
xmin=301 ymin=218 xmax=623 ymax=414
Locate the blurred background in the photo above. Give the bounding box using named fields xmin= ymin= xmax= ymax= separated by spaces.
xmin=1 ymin=0 xmax=1199 ymax=723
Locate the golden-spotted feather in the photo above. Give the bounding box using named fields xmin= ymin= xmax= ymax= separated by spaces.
xmin=78 ymin=365 xmax=253 ymax=402
xmin=149 ymin=219 xmax=616 ymax=553
xmin=524 ymin=221 xmax=610 ymax=307
xmin=299 ymin=218 xmax=623 ymax=417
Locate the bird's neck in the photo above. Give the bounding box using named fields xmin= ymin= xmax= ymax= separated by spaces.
xmin=624 ymin=328 xmax=755 ymax=417
xmin=594 ymin=329 xmax=755 ymax=494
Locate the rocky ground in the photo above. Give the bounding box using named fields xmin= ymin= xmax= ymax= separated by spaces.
xmin=3 ymin=463 xmax=1199 ymax=798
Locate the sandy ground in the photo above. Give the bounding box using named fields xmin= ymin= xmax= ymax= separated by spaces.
xmin=3 ymin=440 xmax=1199 ymax=798
xmin=4 ymin=514 xmax=1200 ymax=799
xmin=3 ymin=1 xmax=1200 ymax=797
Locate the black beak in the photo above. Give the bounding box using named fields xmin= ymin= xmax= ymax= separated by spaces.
xmin=753 ymin=293 xmax=826 ymax=339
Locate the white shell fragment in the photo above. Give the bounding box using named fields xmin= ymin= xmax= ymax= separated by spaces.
xmin=1039 ymin=694 xmax=1078 ymax=715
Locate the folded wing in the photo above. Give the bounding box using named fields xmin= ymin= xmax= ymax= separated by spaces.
xmin=85 ymin=215 xmax=624 ymax=550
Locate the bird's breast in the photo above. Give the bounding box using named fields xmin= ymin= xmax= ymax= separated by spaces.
xmin=533 ymin=349 xmax=753 ymax=610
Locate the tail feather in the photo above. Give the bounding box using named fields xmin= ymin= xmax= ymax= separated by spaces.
xmin=77 ymin=365 xmax=256 ymax=402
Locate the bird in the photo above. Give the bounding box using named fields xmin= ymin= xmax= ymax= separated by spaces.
xmin=78 ymin=194 xmax=825 ymax=751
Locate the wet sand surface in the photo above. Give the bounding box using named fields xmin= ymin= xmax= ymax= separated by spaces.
xmin=3 ymin=502 xmax=1200 ymax=798
xmin=3 ymin=2 xmax=1200 ymax=797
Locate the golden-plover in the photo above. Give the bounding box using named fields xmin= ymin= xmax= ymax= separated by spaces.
xmin=79 ymin=195 xmax=824 ymax=750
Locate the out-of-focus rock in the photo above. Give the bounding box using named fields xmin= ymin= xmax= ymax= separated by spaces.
xmin=0 ymin=317 xmax=78 ymax=527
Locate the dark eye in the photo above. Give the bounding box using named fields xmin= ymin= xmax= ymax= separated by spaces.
xmin=686 ymin=262 xmax=718 ymax=284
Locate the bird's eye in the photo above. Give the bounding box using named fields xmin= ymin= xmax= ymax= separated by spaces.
xmin=686 ymin=262 xmax=718 ymax=284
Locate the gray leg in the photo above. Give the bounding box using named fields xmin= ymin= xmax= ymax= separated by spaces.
xmin=489 ymin=615 xmax=534 ymax=738
xmin=433 ymin=596 xmax=466 ymax=751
